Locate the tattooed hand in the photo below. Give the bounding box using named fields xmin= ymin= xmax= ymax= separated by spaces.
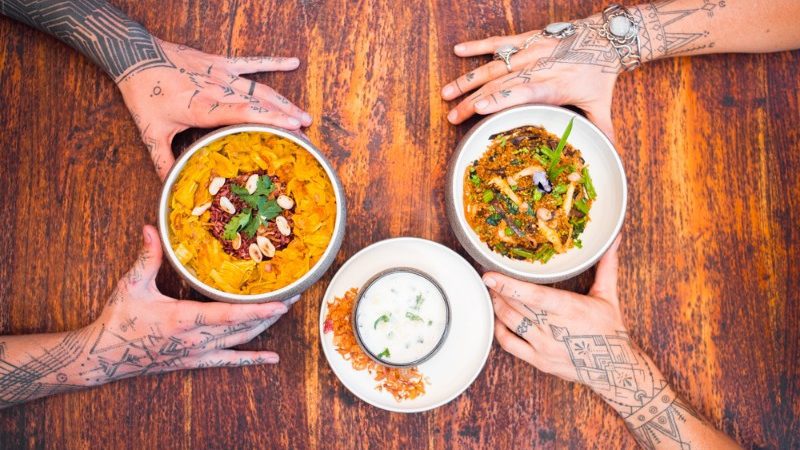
xmin=486 ymin=237 xmax=739 ymax=449
xmin=118 ymin=42 xmax=311 ymax=179
xmin=442 ymin=14 xmax=618 ymax=139
xmin=0 ymin=225 xmax=297 ymax=409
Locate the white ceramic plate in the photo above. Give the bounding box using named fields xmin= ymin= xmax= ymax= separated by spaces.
xmin=446 ymin=105 xmax=627 ymax=283
xmin=319 ymin=237 xmax=494 ymax=413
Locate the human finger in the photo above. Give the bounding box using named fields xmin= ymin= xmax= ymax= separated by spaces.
xmin=233 ymin=79 xmax=311 ymax=126
xmin=494 ymin=319 xmax=540 ymax=366
xmin=184 ymin=301 xmax=288 ymax=327
xmin=589 ymin=234 xmax=622 ymax=301
xmin=198 ymin=100 xmax=303 ymax=130
xmin=471 ymin=83 xmax=559 ymax=116
xmin=492 ymin=293 xmax=547 ymax=346
xmin=453 ymin=33 xmax=535 ymax=57
xmin=193 ymin=349 xmax=280 ymax=368
xmin=222 ymin=56 xmax=300 ymax=75
xmin=483 ymin=272 xmax=573 ymax=313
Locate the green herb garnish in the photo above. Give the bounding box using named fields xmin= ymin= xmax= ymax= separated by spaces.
xmin=259 ymin=199 xmax=283 ymax=221
xmin=533 ymin=189 xmax=543 ymax=202
xmin=377 ymin=348 xmax=391 ymax=359
xmin=581 ymin=167 xmax=597 ymax=200
xmin=553 ymin=184 xmax=568 ymax=195
xmin=574 ymin=198 xmax=590 ymax=215
xmin=413 ymin=294 xmax=425 ymax=310
xmin=486 ymin=213 xmax=502 ymax=226
xmin=405 ymin=311 xmax=423 ymax=322
xmin=533 ymin=244 xmax=556 ymax=263
xmin=482 ymin=190 xmax=495 ymax=203
xmin=504 ymin=227 xmax=514 ymax=237
xmin=574 ymin=239 xmax=583 ymax=248
xmin=373 ymin=314 xmax=391 ymax=329
xmin=222 ymin=210 xmax=252 ymax=240
xmin=511 ymin=247 xmax=535 ymax=259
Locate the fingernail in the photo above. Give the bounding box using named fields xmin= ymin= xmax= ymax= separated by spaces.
xmin=454 ymin=44 xmax=465 ymax=54
xmin=442 ymin=86 xmax=454 ymax=97
xmin=267 ymin=355 xmax=280 ymax=363
xmin=274 ymin=303 xmax=288 ymax=314
xmin=475 ymin=99 xmax=489 ymax=110
xmin=289 ymin=57 xmax=300 ymax=67
xmin=483 ymin=276 xmax=496 ymax=288
xmin=447 ymin=110 xmax=458 ymax=123
xmin=143 ymin=227 xmax=152 ymax=244
xmin=287 ymin=117 xmax=301 ymax=127
xmin=301 ymin=112 xmax=312 ymax=125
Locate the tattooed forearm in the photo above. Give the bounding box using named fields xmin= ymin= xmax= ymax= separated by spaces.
xmin=0 ymin=0 xmax=173 ymax=81
xmin=634 ymin=0 xmax=727 ymax=62
xmin=553 ymin=328 xmax=703 ymax=449
xmin=0 ymin=316 xmax=270 ymax=408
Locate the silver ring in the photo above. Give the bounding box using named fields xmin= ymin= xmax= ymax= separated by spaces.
xmin=493 ymin=44 xmax=518 ymax=73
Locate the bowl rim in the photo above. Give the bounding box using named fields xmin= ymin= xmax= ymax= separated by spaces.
xmin=446 ymin=104 xmax=627 ymax=283
xmin=350 ymin=267 xmax=452 ymax=369
xmin=158 ymin=124 xmax=347 ymax=303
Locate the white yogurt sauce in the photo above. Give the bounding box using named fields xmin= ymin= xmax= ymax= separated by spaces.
xmin=356 ymin=271 xmax=448 ymax=365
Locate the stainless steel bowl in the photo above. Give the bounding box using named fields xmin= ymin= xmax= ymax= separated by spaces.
xmin=158 ymin=124 xmax=347 ymax=303
xmin=351 ymin=267 xmax=451 ymax=369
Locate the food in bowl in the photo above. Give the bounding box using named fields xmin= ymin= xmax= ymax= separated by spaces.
xmin=168 ymin=131 xmax=337 ymax=294
xmin=462 ymin=118 xmax=596 ymax=263
xmin=353 ymin=269 xmax=449 ymax=367
xmin=324 ymin=288 xmax=427 ymax=401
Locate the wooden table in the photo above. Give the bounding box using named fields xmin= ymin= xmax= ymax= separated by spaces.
xmin=1 ymin=1 xmax=798 ymax=448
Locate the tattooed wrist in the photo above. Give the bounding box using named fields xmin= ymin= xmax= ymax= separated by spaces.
xmin=0 ymin=0 xmax=174 ymax=82
xmin=632 ymin=0 xmax=727 ymax=63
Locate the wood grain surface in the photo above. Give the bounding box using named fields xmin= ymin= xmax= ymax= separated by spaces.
xmin=0 ymin=1 xmax=798 ymax=449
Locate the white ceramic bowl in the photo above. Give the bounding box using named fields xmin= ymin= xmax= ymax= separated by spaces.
xmin=446 ymin=105 xmax=627 ymax=283
xmin=158 ymin=124 xmax=347 ymax=303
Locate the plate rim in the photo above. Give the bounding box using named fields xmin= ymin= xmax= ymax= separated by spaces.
xmin=318 ymin=236 xmax=494 ymax=413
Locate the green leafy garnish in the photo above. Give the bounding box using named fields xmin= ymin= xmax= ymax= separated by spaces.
xmin=574 ymin=239 xmax=583 ymax=248
xmin=553 ymin=184 xmax=568 ymax=195
xmin=222 ymin=210 xmax=252 ymax=240
xmin=510 ymin=158 xmax=523 ymax=166
xmin=241 ymin=212 xmax=261 ymax=238
xmin=571 ymin=216 xmax=588 ymax=237
xmin=482 ymin=190 xmax=495 ymax=203
xmin=511 ymin=247 xmax=536 ymax=259
xmin=574 ymin=198 xmax=590 ymax=215
xmin=540 ymin=117 xmax=575 ymax=179
xmin=405 ymin=311 xmax=423 ymax=322
xmin=486 ymin=213 xmax=502 ymax=226
xmin=377 ymin=348 xmax=391 ymax=359
xmin=413 ymin=294 xmax=425 ymax=310
xmin=504 ymin=227 xmax=514 ymax=237
xmin=254 ymin=175 xmax=274 ymax=197
xmin=373 ymin=314 xmax=391 ymax=329
xmin=533 ymin=244 xmax=556 ymax=263
xmin=493 ymin=242 xmax=508 ymax=254
xmin=581 ymin=167 xmax=597 ymax=200
xmin=259 ymin=199 xmax=283 ymax=221
xmin=533 ymin=189 xmax=543 ymax=202
xmin=500 ymin=136 xmax=508 ymax=147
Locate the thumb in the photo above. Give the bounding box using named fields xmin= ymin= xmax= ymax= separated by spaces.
xmin=124 ymin=225 xmax=164 ymax=290
xmin=588 ymin=234 xmax=621 ymax=301
xmin=583 ymin=102 xmax=615 ymax=144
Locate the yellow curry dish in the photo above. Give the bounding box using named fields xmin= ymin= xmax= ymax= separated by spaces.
xmin=462 ymin=119 xmax=597 ymax=264
xmin=168 ymin=132 xmax=337 ymax=294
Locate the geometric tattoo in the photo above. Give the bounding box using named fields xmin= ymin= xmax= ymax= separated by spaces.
xmin=0 ymin=328 xmax=92 ymax=408
xmin=0 ymin=0 xmax=174 ymax=81
xmin=556 ymin=328 xmax=700 ymax=449
xmin=636 ymin=0 xmax=727 ymax=61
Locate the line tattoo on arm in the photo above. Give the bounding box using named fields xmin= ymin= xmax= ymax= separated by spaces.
xmin=635 ymin=0 xmax=727 ymax=62
xmin=0 ymin=0 xmax=174 ymax=81
xmin=554 ymin=328 xmax=704 ymax=449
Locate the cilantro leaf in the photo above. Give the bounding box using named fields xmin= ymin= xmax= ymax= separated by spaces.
xmin=223 ymin=210 xmax=252 ymax=240
xmin=254 ymin=175 xmax=274 ymax=196
xmin=259 ymin=199 xmax=283 ymax=221
xmin=241 ymin=213 xmax=261 ymax=238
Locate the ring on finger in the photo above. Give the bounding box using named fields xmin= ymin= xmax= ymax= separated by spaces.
xmin=515 ymin=317 xmax=533 ymax=337
xmin=493 ymin=45 xmax=518 ymax=73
